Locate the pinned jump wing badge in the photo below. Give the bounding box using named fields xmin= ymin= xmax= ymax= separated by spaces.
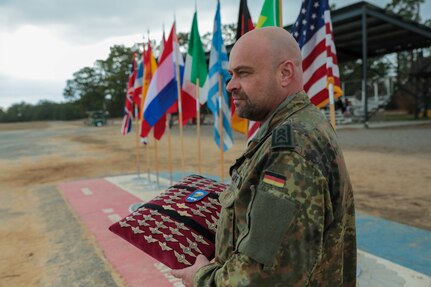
xmin=185 ymin=190 xmax=209 ymax=203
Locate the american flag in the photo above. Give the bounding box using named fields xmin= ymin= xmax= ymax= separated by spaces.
xmin=292 ymin=0 xmax=343 ymax=108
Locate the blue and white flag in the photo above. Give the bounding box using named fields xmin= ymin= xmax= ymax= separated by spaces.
xmin=204 ymin=0 xmax=233 ymax=151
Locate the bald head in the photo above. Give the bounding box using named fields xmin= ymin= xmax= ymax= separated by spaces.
xmin=233 ymin=27 xmax=302 ymax=70
xmin=229 ymin=27 xmax=303 ymax=97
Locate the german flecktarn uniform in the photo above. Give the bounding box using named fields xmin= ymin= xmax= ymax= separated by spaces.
xmin=109 ymin=174 xmax=227 ymax=269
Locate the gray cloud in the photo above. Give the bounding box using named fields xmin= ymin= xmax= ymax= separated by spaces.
xmin=0 ymin=73 xmax=65 ymax=109
xmin=4 ymin=0 xmax=423 ymax=46
xmin=0 ymin=0 xmax=241 ymax=44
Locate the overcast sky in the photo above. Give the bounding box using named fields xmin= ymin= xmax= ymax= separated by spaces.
xmin=1 ymin=0 xmax=430 ymax=109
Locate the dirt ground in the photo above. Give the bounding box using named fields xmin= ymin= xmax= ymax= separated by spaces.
xmin=0 ymin=119 xmax=430 ymax=287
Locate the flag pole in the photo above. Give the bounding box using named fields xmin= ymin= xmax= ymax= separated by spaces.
xmin=245 ymin=119 xmax=249 ymax=142
xmin=218 ymin=75 xmax=225 ymax=182
xmin=140 ymin=35 xmax=149 ymax=183
xmin=153 ymin=136 xmax=160 ymax=186
xmin=278 ymin=0 xmax=283 ymax=27
xmin=135 ymin=109 xmax=141 ymax=178
xmin=131 ymin=51 xmax=142 ymax=179
xmin=196 ymin=78 xmax=202 ymax=175
xmin=145 ymin=138 xmax=151 ymax=183
xmin=166 ymin=114 xmax=173 ymax=185
xmin=173 ymin=22 xmax=186 ymax=176
xmin=329 ymin=83 xmax=336 ymax=130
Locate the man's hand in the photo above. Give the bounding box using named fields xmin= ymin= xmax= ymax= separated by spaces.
xmin=171 ymin=254 xmax=210 ymax=287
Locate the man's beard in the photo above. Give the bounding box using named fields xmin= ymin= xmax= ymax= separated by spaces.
xmin=233 ymin=93 xmax=265 ymax=122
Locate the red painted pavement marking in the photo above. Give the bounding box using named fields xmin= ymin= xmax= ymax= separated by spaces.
xmin=58 ymin=178 xmax=182 ymax=287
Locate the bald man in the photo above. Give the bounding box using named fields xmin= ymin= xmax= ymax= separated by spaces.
xmin=172 ymin=27 xmax=356 ymax=287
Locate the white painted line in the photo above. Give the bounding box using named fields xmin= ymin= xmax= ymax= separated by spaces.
xmin=80 ymin=187 xmax=93 ymax=196
xmin=102 ymin=208 xmax=114 ymax=214
xmin=105 ymin=173 xmax=169 ymax=201
xmin=153 ymin=262 xmax=184 ymax=286
xmin=107 ymin=214 xmax=122 ymax=223
xmin=357 ymin=250 xmax=431 ymax=287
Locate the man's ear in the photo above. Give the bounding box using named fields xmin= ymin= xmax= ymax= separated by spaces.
xmin=280 ymin=60 xmax=295 ymax=87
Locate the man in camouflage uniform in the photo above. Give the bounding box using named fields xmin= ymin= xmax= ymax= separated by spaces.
xmin=172 ymin=27 xmax=356 ymax=287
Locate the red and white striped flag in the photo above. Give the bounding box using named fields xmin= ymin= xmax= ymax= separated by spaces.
xmin=121 ymin=53 xmax=136 ymax=135
xmin=292 ymin=0 xmax=343 ymax=108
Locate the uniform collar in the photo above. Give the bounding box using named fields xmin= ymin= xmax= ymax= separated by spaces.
xmin=251 ymin=91 xmax=310 ymax=143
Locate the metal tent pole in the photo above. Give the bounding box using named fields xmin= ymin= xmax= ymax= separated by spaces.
xmin=362 ymin=5 xmax=369 ymax=128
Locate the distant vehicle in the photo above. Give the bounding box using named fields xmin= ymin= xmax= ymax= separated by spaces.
xmin=86 ymin=111 xmax=108 ymax=127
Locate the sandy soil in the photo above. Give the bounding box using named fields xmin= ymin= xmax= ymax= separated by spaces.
xmin=0 ymin=120 xmax=430 ymax=286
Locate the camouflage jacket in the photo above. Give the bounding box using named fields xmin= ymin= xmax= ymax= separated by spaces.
xmin=194 ymin=91 xmax=356 ymax=287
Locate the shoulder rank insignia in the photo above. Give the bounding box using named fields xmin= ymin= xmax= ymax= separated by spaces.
xmin=185 ymin=190 xmax=209 ymax=203
xmin=272 ymin=124 xmax=295 ymax=150
xmin=263 ymin=171 xmax=286 ymax=188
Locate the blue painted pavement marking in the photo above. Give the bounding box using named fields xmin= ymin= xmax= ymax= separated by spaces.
xmin=356 ymin=212 xmax=431 ymax=276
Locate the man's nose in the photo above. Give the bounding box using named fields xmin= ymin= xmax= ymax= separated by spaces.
xmin=226 ymin=77 xmax=238 ymax=93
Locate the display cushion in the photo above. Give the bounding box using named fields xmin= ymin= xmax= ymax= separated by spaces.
xmin=108 ymin=174 xmax=228 ymax=269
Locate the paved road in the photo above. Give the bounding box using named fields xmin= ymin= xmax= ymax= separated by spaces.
xmin=337 ymin=122 xmax=431 ymax=154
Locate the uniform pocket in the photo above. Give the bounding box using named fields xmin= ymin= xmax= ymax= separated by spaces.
xmin=218 ymin=185 xmax=237 ymax=208
xmin=214 ymin=184 xmax=238 ymax=262
xmin=237 ymin=187 xmax=298 ymax=268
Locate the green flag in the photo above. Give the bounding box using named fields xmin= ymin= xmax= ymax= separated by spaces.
xmin=183 ymin=11 xmax=208 ymax=104
xmin=256 ymin=0 xmax=281 ymax=28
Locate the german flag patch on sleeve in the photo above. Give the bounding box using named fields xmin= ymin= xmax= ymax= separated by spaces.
xmin=262 ymin=171 xmax=286 ymax=188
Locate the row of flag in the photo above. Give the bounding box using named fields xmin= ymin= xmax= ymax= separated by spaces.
xmin=121 ymin=0 xmax=342 ymax=153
